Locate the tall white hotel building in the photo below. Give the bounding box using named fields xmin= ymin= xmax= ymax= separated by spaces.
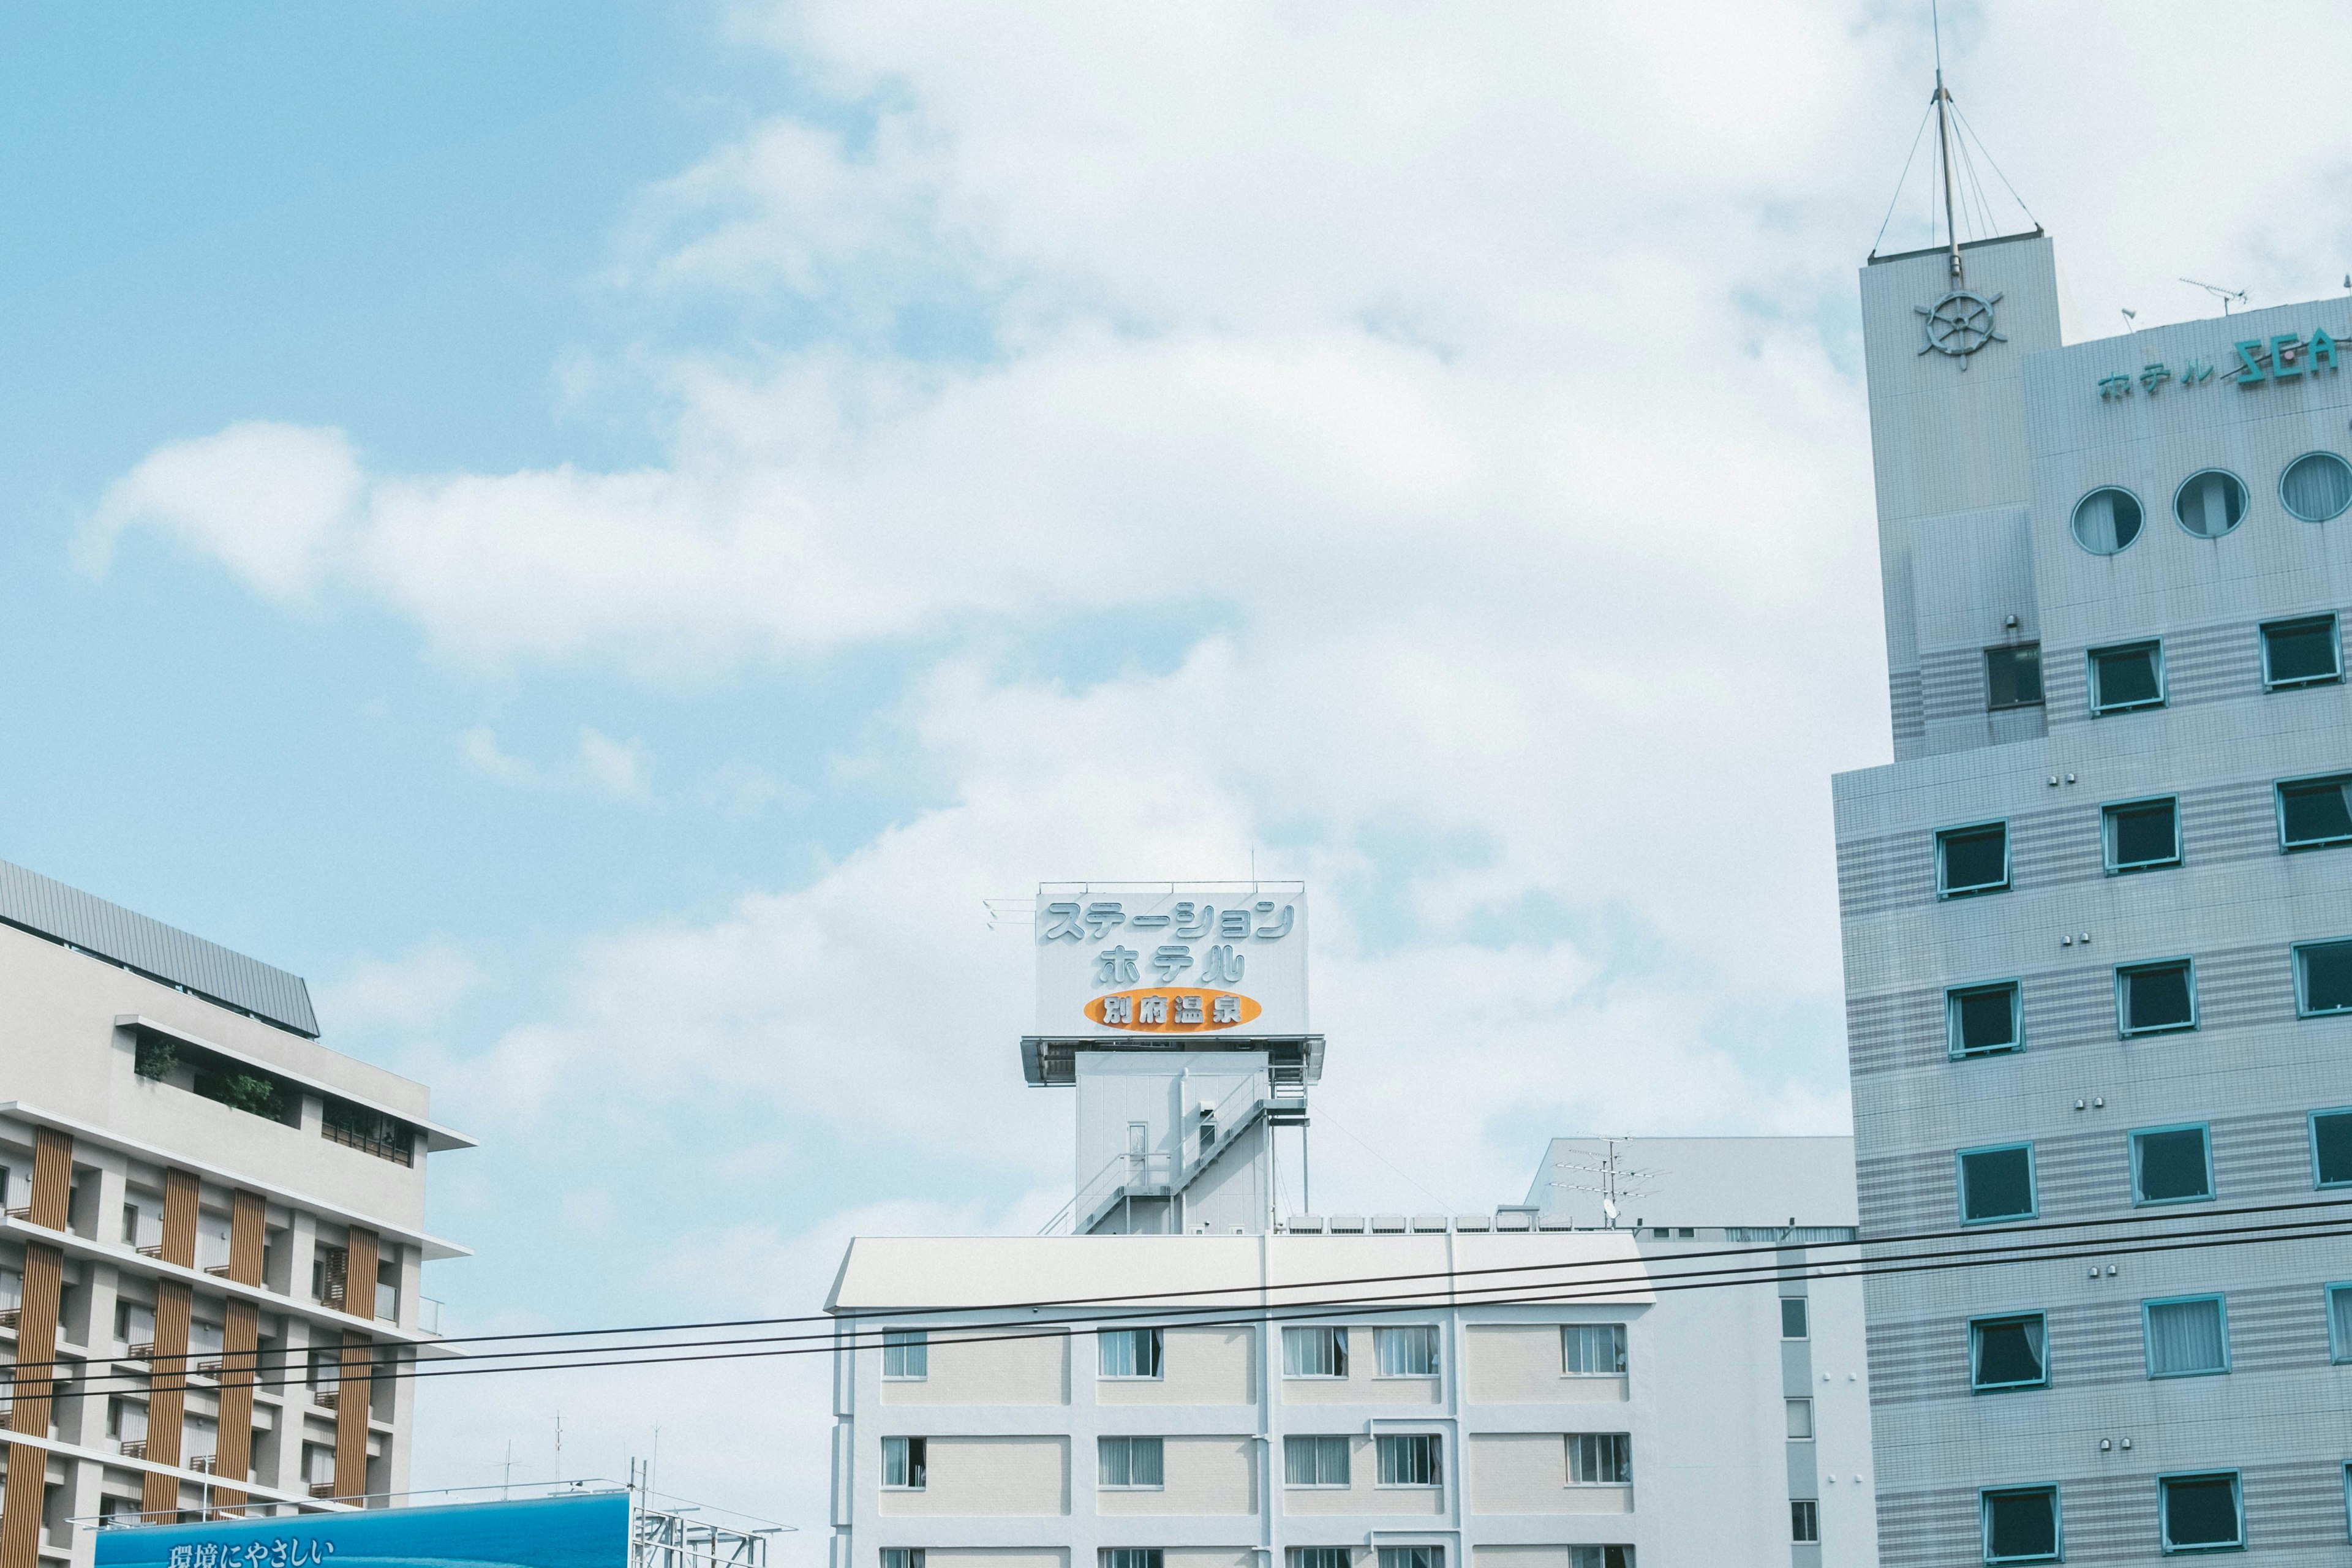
xmin=1837 ymin=230 xmax=2352 ymax=1566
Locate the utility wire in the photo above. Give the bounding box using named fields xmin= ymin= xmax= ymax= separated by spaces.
xmin=1871 ymin=103 xmax=1938 ymax=257
xmin=20 ymin=1207 xmax=2352 ymax=1401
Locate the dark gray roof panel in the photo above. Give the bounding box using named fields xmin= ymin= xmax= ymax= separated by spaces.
xmin=0 ymin=859 xmax=318 ymax=1038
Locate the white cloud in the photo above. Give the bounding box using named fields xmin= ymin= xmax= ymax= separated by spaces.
xmin=318 ymin=938 xmax=482 ymax=1035
xmin=460 ymin=726 xmax=657 ymax=805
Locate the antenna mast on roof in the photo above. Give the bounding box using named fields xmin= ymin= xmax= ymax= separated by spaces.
xmin=1932 ymin=1 xmax=1963 ymax=284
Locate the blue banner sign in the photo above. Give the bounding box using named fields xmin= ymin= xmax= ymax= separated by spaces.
xmin=95 ymin=1493 xmax=630 ymax=1568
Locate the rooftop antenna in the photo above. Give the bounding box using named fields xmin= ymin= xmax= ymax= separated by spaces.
xmin=1548 ymin=1138 xmax=1663 ymax=1231
xmin=1931 ymin=0 xmax=1962 ymax=283
xmin=2120 ymin=308 xmax=2137 ymax=331
xmin=2182 ymin=277 xmax=2248 ymax=316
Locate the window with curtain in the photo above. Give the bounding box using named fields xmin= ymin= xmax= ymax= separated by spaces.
xmin=2133 ymin=1126 xmax=2214 ymax=1204
xmin=1567 ymin=1433 xmax=1631 ymax=1485
xmin=1981 ymin=1487 xmax=2060 ymax=1564
xmin=1098 ymin=1328 xmax=1163 ymax=1379
xmin=2174 ymin=469 xmax=2247 ymax=537
xmin=1374 ymin=1550 xmax=1439 ymax=1568
xmin=2313 ymin=1111 xmax=2352 ymax=1188
xmin=1948 ymin=982 xmax=2022 ymax=1057
xmin=1284 ymin=1435 xmax=1350 ymax=1487
xmin=881 ymin=1438 xmax=927 ymax=1490
xmin=2279 ymin=774 xmax=2352 ymax=850
xmin=2262 ymin=615 xmax=2342 ymax=689
xmin=1986 ymin=644 xmax=2044 ymax=709
xmin=2297 ymin=940 xmax=2352 ymax=1017
xmin=2089 ymin=641 xmax=2165 ymax=714
xmin=2071 ymin=487 xmax=2144 ymax=553
xmin=882 ymin=1329 xmax=928 ymax=1380
xmin=1376 ymin=1433 xmax=1442 ymax=1487
xmin=2160 ymin=1473 xmax=2242 ymax=1550
xmin=2281 ymin=451 xmax=2352 ymax=522
xmin=1375 ymin=1325 xmax=1439 ymax=1377
xmin=2103 ymin=798 xmax=2181 ymax=873
xmin=2145 ymin=1297 xmax=2228 ymax=1378
xmin=1970 ymin=1315 xmax=2048 ymax=1391
xmin=1283 ymin=1326 xmax=1347 ymax=1378
xmin=1567 ymin=1551 xmax=1632 ymax=1568
xmin=2118 ymin=960 xmax=2197 ymax=1036
xmin=1937 ymin=823 xmax=2010 ymax=897
xmin=1101 ymin=1552 xmax=1163 ymax=1568
xmin=1959 ymin=1145 xmax=2036 ymax=1223
xmin=1562 ymin=1324 xmax=1627 ymax=1374
xmin=1289 ymin=1551 xmax=1351 ymax=1568
xmin=1098 ymin=1436 xmax=1164 ymax=1489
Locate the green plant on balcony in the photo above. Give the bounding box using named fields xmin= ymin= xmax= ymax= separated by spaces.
xmin=134 ymin=1036 xmax=178 ymax=1080
xmin=195 ymin=1070 xmax=285 ymax=1120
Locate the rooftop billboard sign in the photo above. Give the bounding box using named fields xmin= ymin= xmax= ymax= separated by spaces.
xmin=1034 ymin=882 xmax=1307 ymax=1041
xmin=94 ymin=1493 xmax=628 ymax=1568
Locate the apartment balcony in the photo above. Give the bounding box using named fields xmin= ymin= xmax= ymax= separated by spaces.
xmin=203 ymin=1265 xmax=233 ymax=1280
xmin=5 ymin=1207 xmax=31 ymax=1223
xmin=136 ymin=1245 xmax=164 ymax=1260
xmin=307 ymin=1484 xmax=336 ymax=1500
xmin=311 ymin=1389 xmax=339 ymax=1411
xmin=321 ymin=1122 xmax=412 ymax=1167
xmin=186 ymin=1455 xmax=230 ymax=1477
xmin=117 ymin=1440 xmax=147 ymax=1460
xmin=0 ymin=1308 xmax=19 ymax=1330
xmin=127 ymin=1342 xmax=155 ymax=1361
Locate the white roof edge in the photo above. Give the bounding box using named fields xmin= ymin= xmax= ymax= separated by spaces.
xmin=0 ymin=1101 xmax=472 ymax=1261
xmin=119 ymin=1013 xmax=478 ymax=1151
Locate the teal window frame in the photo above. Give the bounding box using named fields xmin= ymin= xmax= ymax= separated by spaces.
xmin=2070 ymin=484 xmax=2146 ymax=556
xmin=2173 ymin=468 xmax=2250 ymax=539
xmin=1948 ymin=981 xmax=2025 ymax=1058
xmin=1098 ymin=1327 xmax=1164 ymax=1380
xmin=2277 ymin=774 xmax=2352 ymax=851
xmin=881 ymin=1436 xmax=927 ymax=1490
xmin=1282 ymin=1325 xmax=1349 ymax=1379
xmin=2141 ymin=1294 xmax=2230 ymax=1379
xmin=2310 ymin=1108 xmax=2352 ymax=1189
xmin=2088 ymin=639 xmax=2168 ymax=717
xmin=2116 ymin=959 xmax=2199 ymax=1038
xmin=2259 ymin=614 xmax=2343 ymax=691
xmin=1957 ymin=1142 xmax=2038 ymax=1226
xmin=1981 ymin=1485 xmax=2064 ymax=1565
xmin=1986 ymin=644 xmax=2045 ymax=710
xmin=1374 ymin=1324 xmax=1441 ymax=1378
xmin=1968 ymin=1313 xmax=2050 ymax=1393
xmin=1937 ymin=821 xmax=2013 ymax=898
xmin=2280 ymin=450 xmax=2352 ymax=522
xmin=2157 ymin=1471 xmax=2244 ymax=1553
xmin=2130 ymin=1123 xmax=2216 ymax=1207
xmin=1374 ymin=1431 xmax=1444 ymax=1488
xmin=1283 ymin=1434 xmax=1352 ymax=1488
xmin=2102 ymin=796 xmax=2182 ymax=875
xmin=2326 ymin=1284 xmax=2352 ymax=1364
xmin=881 ymin=1329 xmax=928 ymax=1381
xmin=2294 ymin=938 xmax=2352 ymax=1018
xmin=1098 ymin=1435 xmax=1165 ymax=1490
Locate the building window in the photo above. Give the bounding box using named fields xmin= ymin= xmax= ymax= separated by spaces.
xmin=1289 ymin=1552 xmax=1351 ymax=1568
xmin=1566 ymin=1551 xmax=1632 ymax=1568
xmin=1284 ymin=1435 xmax=1351 ymax=1488
xmin=2326 ymin=1284 xmax=2352 ymax=1363
xmin=1283 ymin=1325 xmax=1348 ymax=1378
xmin=1959 ymin=1144 xmax=2037 ymax=1223
xmin=2132 ymin=1125 xmax=2215 ymax=1205
xmin=1101 ymin=1553 xmax=1164 ymax=1568
xmin=1939 ymin=823 xmax=2011 ymax=897
xmin=1781 ymin=1298 xmax=1809 ymax=1340
xmin=881 ymin=1330 xmax=927 ymax=1381
xmin=1566 ymin=1433 xmax=1631 ymax=1486
xmin=2117 ymin=960 xmax=2197 ymax=1038
xmin=2278 ymin=774 xmax=2352 ymax=851
xmin=2160 ymin=1472 xmax=2243 ymax=1553
xmin=1375 ymin=1433 xmax=1442 ymax=1487
xmin=1562 ymin=1324 xmax=1627 ymax=1374
xmin=2261 ymin=614 xmax=2343 ymax=690
xmin=1792 ymin=1499 xmax=1821 ymax=1544
xmin=1948 ymin=982 xmax=2023 ymax=1058
xmin=2104 ymin=798 xmax=2181 ymax=874
xmin=1986 ymin=645 xmax=2045 ymax=709
xmin=2089 ymin=641 xmax=2166 ymax=715
xmin=1098 ymin=1328 xmax=1164 ymax=1379
xmin=1785 ymin=1398 xmax=1814 ymax=1439
xmin=1098 ymin=1436 xmax=1164 ymax=1490
xmin=880 ymin=1437 xmax=926 ymax=1490
xmin=881 ymin=1552 xmax=925 ymax=1568
xmin=2312 ymin=1109 xmax=2352 ymax=1188
xmin=1375 ymin=1551 xmax=1440 ymax=1568
xmin=2281 ymin=451 xmax=2352 ymax=522
xmin=1375 ymin=1325 xmax=1439 ymax=1378
xmin=1970 ymin=1314 xmax=2048 ymax=1392
xmin=2070 ymin=486 xmax=2144 ymax=554
xmin=2144 ymin=1296 xmax=2228 ymax=1379
xmin=2296 ymin=940 xmax=2352 ymax=1017
xmin=2174 ymin=470 xmax=2247 ymax=538
xmin=1982 ymin=1486 xmax=2062 ymax=1564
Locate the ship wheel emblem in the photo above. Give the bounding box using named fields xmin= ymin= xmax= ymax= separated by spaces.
xmin=1917 ymin=288 xmax=2005 ymax=364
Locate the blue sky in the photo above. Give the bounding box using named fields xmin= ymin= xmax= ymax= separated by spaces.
xmin=9 ymin=0 xmax=2352 ymax=1545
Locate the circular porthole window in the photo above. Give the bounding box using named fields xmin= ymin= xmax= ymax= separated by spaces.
xmin=2280 ymin=451 xmax=2352 ymax=522
xmin=2173 ymin=469 xmax=2247 ymax=538
xmin=2071 ymin=486 xmax=2144 ymax=554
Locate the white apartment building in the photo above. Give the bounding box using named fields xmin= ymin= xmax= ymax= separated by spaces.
xmin=829 ymin=886 xmax=1877 ymax=1568
xmin=0 ymin=858 xmax=471 ymax=1567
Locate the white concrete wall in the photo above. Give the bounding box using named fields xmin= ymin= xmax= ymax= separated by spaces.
xmin=886 ymin=1333 xmax=1070 ymax=1408
xmin=1096 ymin=1438 xmax=1256 ymax=1515
xmin=879 ymin=1438 xmax=1071 ymax=1517
xmin=1463 ymin=1325 xmax=1627 ymax=1406
xmin=1098 ymin=1327 xmax=1254 ymax=1406
xmin=1467 ymin=1435 xmax=1632 ymax=1515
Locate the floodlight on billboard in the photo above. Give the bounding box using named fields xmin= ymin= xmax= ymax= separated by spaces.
xmin=1033 ymin=883 xmax=1307 ymax=1040
xmin=94 ymin=1492 xmax=628 ymax=1568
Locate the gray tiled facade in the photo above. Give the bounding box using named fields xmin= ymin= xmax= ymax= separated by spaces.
xmin=1836 ymin=232 xmax=2352 ymax=1567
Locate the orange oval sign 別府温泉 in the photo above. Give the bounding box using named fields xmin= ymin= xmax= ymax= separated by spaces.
xmin=1085 ymin=988 xmax=1261 ymax=1033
